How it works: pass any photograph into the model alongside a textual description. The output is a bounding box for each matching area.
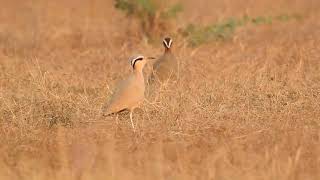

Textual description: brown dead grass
[0,0,320,179]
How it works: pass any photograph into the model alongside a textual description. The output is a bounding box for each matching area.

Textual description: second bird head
[130,55,155,71]
[163,37,173,50]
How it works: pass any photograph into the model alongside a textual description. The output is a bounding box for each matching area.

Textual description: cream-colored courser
[103,55,154,129]
[151,37,178,83]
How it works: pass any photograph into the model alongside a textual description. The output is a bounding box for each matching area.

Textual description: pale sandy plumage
[103,55,154,129]
[150,37,178,83]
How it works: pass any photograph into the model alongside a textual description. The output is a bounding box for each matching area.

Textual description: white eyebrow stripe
[168,39,172,48]
[163,39,169,48]
[131,56,144,68]
[163,38,172,48]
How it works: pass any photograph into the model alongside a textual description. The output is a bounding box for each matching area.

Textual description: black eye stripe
[132,57,143,68]
[163,38,172,48]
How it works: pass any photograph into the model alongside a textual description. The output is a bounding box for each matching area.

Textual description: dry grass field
[0,0,320,179]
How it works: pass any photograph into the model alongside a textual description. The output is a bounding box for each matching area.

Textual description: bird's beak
[147,57,156,60]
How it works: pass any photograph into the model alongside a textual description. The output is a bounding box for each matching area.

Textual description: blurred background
[1,0,319,55]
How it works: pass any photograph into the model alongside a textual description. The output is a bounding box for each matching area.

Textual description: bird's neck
[133,70,145,85]
[133,68,144,77]
[165,48,172,54]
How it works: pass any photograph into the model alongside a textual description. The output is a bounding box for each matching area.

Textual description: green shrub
[182,18,242,47]
[182,14,302,47]
[114,0,183,38]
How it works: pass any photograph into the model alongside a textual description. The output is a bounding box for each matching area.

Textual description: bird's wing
[151,54,178,82]
[153,53,177,71]
[104,76,143,115]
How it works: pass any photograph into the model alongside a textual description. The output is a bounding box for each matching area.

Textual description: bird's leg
[115,114,119,125]
[130,109,135,130]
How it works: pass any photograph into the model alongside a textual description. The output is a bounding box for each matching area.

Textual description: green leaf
[162,3,183,19]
